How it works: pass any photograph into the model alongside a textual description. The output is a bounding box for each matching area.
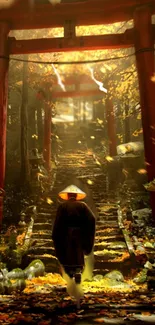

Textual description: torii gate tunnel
[0,0,155,224]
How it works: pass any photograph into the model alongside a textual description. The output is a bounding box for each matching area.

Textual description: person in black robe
[52,185,96,284]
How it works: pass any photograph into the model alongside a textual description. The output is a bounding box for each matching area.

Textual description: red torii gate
[0,0,155,224]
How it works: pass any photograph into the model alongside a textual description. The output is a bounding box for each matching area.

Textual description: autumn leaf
[87,179,93,185]
[94,318,105,323]
[141,312,151,316]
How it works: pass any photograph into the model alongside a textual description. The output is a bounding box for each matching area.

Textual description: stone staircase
[25,149,133,275]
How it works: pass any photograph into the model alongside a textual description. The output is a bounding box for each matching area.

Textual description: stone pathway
[26,149,135,275]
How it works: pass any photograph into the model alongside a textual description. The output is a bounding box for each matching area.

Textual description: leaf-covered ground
[0,273,154,324]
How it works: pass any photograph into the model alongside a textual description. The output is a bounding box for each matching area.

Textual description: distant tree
[20,55,30,184]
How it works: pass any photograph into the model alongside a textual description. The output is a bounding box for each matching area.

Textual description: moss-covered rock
[11,279,26,292]
[133,269,148,284]
[3,279,13,295]
[144,242,154,249]
[104,270,124,282]
[0,282,5,294]
[24,259,45,279]
[7,268,25,279]
[93,274,104,282]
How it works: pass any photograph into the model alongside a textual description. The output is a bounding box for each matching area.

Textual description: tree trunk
[124,102,131,143]
[43,100,52,171]
[28,106,36,150]
[37,106,43,152]
[20,55,30,184]
[106,96,117,156]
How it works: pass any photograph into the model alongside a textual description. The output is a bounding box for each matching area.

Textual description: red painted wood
[106,96,117,157]
[5,11,132,30]
[6,0,155,13]
[9,29,133,55]
[1,0,155,30]
[0,22,9,225]
[43,101,51,171]
[134,6,155,219]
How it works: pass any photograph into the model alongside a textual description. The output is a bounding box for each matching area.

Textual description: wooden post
[43,101,51,171]
[0,22,9,225]
[106,96,117,156]
[134,6,155,218]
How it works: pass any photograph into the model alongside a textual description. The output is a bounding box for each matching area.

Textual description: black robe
[52,200,96,274]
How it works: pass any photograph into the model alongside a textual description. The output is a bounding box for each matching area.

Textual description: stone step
[95,229,121,238]
[94,243,127,251]
[33,238,54,245]
[95,202,118,207]
[35,216,55,224]
[33,223,52,231]
[29,246,55,255]
[37,209,56,215]
[97,207,118,212]
[96,222,118,229]
[97,215,117,221]
[98,211,117,216]
[37,212,54,217]
[32,231,52,239]
[94,250,127,261]
[94,259,131,271]
[26,147,133,275]
[95,234,124,243]
[27,253,58,264]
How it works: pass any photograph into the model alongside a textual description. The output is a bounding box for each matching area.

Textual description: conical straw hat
[58,185,86,200]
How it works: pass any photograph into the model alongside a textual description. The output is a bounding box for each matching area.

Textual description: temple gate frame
[0,0,155,224]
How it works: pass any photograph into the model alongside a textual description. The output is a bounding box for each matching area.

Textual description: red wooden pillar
[134,6,155,218]
[43,101,51,171]
[106,96,117,156]
[0,22,9,225]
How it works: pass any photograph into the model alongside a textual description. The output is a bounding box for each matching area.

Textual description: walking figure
[52,185,96,303]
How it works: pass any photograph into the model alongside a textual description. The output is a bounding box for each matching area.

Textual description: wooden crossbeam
[9,29,134,54]
[0,0,155,30]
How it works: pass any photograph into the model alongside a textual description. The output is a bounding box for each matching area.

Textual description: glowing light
[90,136,95,139]
[89,67,108,93]
[97,118,103,125]
[96,160,101,166]
[46,197,54,204]
[32,134,38,139]
[37,173,45,178]
[0,0,14,8]
[52,64,66,92]
[87,179,93,185]
[151,74,155,82]
[105,156,114,162]
[137,169,147,175]
[87,150,93,156]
